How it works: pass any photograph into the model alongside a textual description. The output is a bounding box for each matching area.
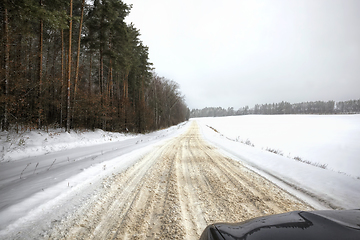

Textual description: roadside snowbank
[195,115,360,209]
[0,144,157,237]
[0,122,190,234]
[0,128,135,162]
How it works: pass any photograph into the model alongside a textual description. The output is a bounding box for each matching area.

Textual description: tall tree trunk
[123,71,129,99]
[88,51,92,96]
[66,0,73,132]
[138,79,145,132]
[108,60,113,99]
[3,1,10,130]
[99,48,105,129]
[99,13,104,96]
[44,40,50,80]
[154,80,158,129]
[117,78,121,127]
[107,35,113,99]
[60,29,64,127]
[108,39,113,113]
[108,55,113,130]
[73,0,85,126]
[50,39,56,124]
[38,0,43,129]
[99,11,106,130]
[99,52,103,95]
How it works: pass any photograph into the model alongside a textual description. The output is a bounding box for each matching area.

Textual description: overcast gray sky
[123,0,360,109]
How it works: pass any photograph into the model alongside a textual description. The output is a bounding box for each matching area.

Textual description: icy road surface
[0,123,188,237]
[7,121,311,239]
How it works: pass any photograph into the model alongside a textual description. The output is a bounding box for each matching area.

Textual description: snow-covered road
[1,121,312,239]
[0,123,189,235]
[0,116,359,239]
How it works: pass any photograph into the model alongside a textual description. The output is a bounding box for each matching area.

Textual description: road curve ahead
[49,121,312,239]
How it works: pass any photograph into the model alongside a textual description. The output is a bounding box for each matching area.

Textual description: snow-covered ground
[0,123,190,234]
[0,114,359,236]
[195,114,360,209]
[0,128,136,162]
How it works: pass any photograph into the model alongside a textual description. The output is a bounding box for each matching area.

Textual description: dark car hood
[199,209,360,240]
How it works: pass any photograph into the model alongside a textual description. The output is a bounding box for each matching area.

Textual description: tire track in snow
[47,121,312,240]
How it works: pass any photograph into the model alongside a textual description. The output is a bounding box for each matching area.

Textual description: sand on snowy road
[49,121,312,239]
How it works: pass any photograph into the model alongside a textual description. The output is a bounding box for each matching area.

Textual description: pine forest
[0,0,189,133]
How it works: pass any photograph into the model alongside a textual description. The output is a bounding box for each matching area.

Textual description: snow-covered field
[195,114,360,209]
[195,114,360,177]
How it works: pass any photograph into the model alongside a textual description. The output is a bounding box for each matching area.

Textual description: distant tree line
[0,0,188,133]
[190,99,360,118]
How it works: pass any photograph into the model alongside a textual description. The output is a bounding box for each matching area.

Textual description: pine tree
[0,0,188,133]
